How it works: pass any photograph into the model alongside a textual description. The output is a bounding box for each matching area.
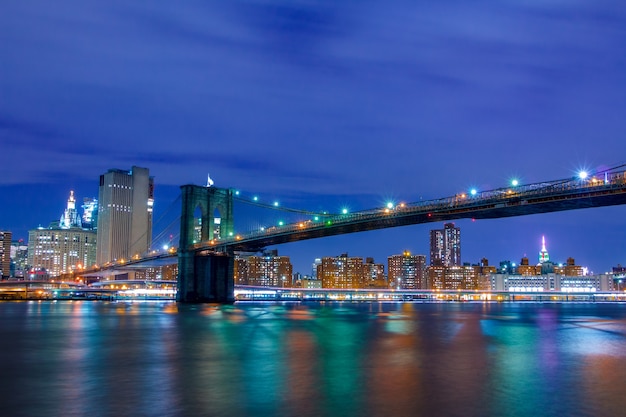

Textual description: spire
[60,190,81,229]
[539,235,550,264]
[207,173,214,187]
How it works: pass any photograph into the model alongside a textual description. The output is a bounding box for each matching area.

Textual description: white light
[470,189,477,196]
[162,245,169,251]
[273,201,279,207]
[578,171,588,180]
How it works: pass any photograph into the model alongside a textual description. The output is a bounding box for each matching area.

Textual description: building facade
[96,166,154,265]
[27,192,98,277]
[388,251,426,289]
[318,253,364,289]
[430,223,461,266]
[243,251,293,287]
[0,231,11,279]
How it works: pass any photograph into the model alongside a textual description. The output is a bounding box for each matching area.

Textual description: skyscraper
[429,223,461,266]
[0,231,11,279]
[318,253,364,289]
[96,166,154,265]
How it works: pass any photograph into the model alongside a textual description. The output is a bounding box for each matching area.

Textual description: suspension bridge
[77,164,626,303]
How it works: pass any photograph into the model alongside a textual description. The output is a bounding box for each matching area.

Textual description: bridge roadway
[197,169,626,253]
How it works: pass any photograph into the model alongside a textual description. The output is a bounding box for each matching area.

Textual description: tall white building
[430,223,461,266]
[96,166,154,265]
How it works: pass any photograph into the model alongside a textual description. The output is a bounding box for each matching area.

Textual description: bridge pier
[177,251,234,303]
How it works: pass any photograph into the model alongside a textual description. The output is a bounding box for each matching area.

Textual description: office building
[1,231,11,279]
[490,273,613,292]
[430,223,461,266]
[81,197,98,230]
[388,251,426,289]
[28,192,97,277]
[96,166,154,265]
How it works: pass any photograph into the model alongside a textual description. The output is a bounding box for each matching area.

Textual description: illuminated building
[363,257,386,288]
[234,256,248,285]
[561,257,583,277]
[0,231,11,279]
[28,192,97,277]
[472,258,497,290]
[318,253,364,289]
[517,257,541,276]
[490,273,613,292]
[96,166,154,265]
[430,223,461,266]
[81,197,98,230]
[388,251,426,289]
[246,250,293,287]
[10,239,28,278]
[133,264,178,281]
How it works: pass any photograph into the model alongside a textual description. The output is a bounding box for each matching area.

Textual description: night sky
[1,1,625,274]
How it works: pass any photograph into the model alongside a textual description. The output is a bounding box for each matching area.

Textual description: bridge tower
[177,184,235,303]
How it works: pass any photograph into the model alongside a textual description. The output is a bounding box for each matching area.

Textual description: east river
[1,301,625,417]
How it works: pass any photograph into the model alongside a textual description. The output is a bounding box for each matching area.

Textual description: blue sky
[1,1,626,274]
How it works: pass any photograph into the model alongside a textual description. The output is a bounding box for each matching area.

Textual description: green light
[279,221,284,226]
[314,216,319,221]
[326,220,332,225]
[228,232,233,236]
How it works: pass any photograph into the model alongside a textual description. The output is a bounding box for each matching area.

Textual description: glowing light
[273,201,279,207]
[342,208,348,214]
[386,202,394,209]
[235,190,240,195]
[278,221,284,226]
[511,179,519,186]
[228,232,233,236]
[253,196,258,201]
[163,245,169,251]
[470,189,477,196]
[314,216,319,221]
[578,170,588,180]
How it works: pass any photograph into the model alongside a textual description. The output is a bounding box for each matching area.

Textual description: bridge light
[260,227,265,231]
[511,179,519,186]
[279,221,284,226]
[470,189,477,196]
[235,190,240,195]
[163,245,169,251]
[342,208,348,214]
[578,170,588,180]
[228,232,233,236]
[273,201,279,207]
[314,216,319,221]
[253,196,258,201]
[386,202,394,209]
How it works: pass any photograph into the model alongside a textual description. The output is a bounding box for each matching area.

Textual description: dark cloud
[1,1,625,272]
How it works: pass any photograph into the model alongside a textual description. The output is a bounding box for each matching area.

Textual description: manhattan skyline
[1,1,626,274]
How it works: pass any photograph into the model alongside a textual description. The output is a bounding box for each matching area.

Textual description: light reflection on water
[0,301,625,417]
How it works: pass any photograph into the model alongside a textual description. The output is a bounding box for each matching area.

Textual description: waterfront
[1,301,625,417]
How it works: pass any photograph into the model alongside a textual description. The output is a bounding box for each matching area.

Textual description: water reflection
[0,302,625,417]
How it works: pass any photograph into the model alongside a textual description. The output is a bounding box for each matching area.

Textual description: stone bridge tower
[177,184,235,303]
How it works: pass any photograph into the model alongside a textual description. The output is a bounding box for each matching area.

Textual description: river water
[1,301,625,417]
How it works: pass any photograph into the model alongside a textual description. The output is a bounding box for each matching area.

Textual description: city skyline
[2,184,611,276]
[1,1,625,274]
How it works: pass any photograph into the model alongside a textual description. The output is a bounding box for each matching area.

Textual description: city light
[278,221,284,226]
[386,202,394,209]
[511,179,519,186]
[273,201,279,207]
[342,208,348,214]
[470,189,477,196]
[578,170,588,180]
